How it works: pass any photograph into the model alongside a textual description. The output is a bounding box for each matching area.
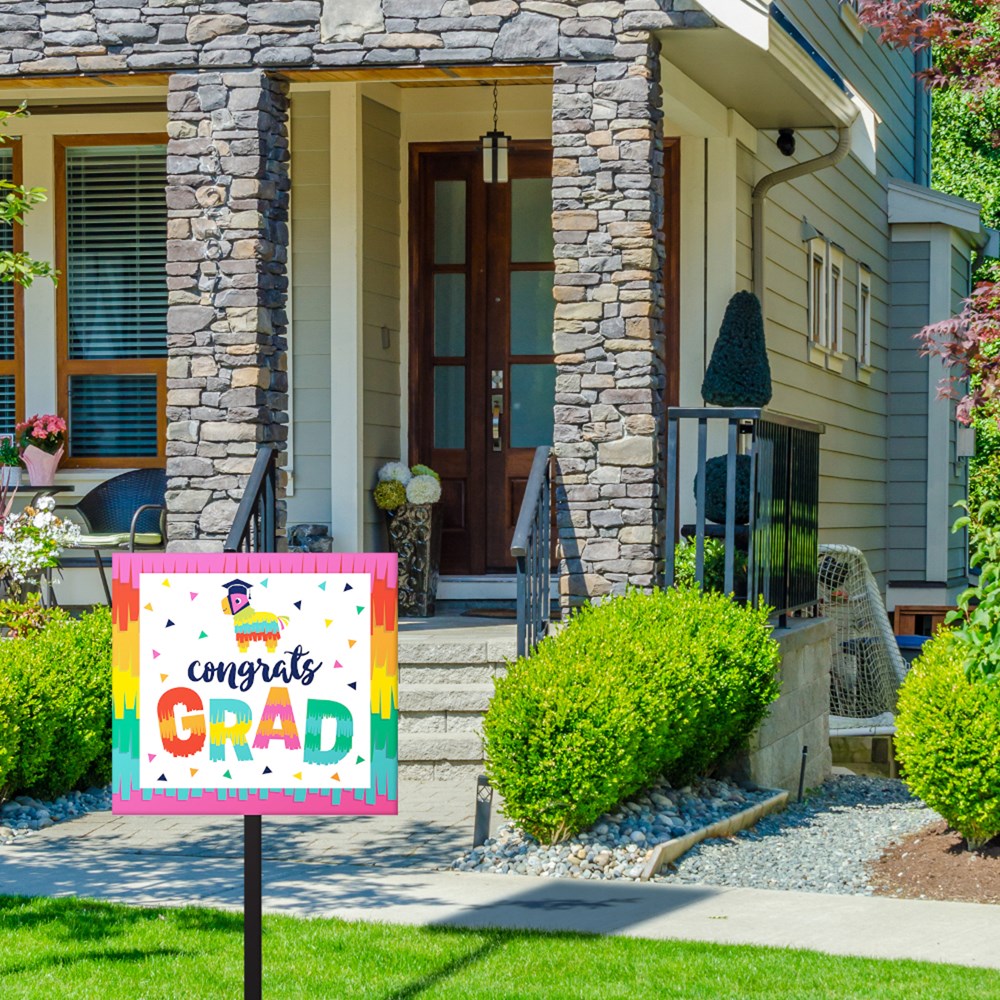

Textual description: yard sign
[111,553,398,816]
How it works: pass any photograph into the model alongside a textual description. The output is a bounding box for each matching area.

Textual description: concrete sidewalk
[2,775,999,971]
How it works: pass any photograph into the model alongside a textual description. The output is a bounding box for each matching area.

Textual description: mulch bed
[868,820,1000,905]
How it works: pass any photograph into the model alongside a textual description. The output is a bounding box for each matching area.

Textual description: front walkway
[2,771,1000,970]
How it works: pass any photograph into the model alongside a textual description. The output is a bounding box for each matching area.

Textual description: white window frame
[806,236,828,362]
[829,245,845,357]
[857,263,873,374]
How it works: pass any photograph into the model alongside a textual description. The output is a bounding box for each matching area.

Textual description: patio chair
[54,468,167,604]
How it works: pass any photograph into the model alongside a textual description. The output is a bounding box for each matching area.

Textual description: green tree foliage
[0,104,56,290]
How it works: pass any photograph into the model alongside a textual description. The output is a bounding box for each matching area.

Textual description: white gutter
[752,124,855,303]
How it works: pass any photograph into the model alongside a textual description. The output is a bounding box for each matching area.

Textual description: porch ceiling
[657,22,857,130]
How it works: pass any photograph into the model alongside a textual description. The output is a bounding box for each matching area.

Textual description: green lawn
[0,896,996,1000]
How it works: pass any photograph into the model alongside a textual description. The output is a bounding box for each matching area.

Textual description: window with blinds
[61,141,167,463]
[0,147,17,437]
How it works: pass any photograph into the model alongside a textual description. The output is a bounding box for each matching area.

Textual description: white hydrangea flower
[377,461,413,485]
[36,495,56,512]
[406,474,442,505]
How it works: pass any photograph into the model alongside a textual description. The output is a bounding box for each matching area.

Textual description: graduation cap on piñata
[222,578,253,616]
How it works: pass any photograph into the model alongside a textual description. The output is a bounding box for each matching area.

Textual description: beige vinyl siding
[735,131,890,583]
[362,96,402,552]
[781,2,922,182]
[289,90,333,527]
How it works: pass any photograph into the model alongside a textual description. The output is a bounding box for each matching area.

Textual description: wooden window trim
[55,133,168,469]
[0,137,25,430]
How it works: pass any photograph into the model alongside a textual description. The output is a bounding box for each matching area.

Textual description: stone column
[552,43,666,611]
[164,70,290,551]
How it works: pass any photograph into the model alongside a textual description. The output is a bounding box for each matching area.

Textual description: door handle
[491,394,503,452]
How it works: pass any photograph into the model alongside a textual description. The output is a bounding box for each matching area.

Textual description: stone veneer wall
[0,2,713,75]
[2,0,713,567]
[552,45,665,609]
[164,70,290,550]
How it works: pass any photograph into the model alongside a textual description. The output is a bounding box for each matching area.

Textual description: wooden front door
[410,142,555,576]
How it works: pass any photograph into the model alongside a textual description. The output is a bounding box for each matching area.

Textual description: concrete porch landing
[397,614,518,781]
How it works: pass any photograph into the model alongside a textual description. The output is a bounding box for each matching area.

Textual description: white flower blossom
[406,474,442,505]
[378,461,413,485]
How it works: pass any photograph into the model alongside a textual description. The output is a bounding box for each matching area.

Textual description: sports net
[818,543,908,733]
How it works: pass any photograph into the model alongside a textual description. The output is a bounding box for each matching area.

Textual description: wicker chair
[53,468,167,604]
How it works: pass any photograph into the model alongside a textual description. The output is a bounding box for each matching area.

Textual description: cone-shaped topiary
[702,454,752,525]
[701,291,772,407]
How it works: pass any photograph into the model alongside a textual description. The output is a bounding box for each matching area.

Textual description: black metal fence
[225,445,278,553]
[665,408,824,623]
[511,446,551,658]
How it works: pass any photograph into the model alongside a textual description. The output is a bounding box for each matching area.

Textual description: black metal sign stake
[245,814,263,1000]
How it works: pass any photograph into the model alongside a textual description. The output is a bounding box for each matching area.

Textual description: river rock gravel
[453,776,776,881]
[655,775,938,895]
[0,786,111,845]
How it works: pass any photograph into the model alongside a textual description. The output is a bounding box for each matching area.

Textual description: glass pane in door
[511,178,553,263]
[510,271,554,355]
[433,274,466,357]
[433,366,465,449]
[510,363,555,448]
[434,180,466,265]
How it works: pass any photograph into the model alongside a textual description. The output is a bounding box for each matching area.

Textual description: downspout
[752,125,855,303]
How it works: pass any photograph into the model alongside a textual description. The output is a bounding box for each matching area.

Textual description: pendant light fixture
[481,81,509,184]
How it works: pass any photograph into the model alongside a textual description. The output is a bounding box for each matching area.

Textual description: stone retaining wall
[0,1,713,77]
[724,619,835,794]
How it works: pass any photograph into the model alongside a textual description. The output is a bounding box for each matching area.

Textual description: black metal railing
[225,445,278,553]
[511,446,551,658]
[665,408,824,623]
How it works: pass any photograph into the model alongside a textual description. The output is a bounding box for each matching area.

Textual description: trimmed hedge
[483,586,781,843]
[896,630,1000,851]
[0,606,112,800]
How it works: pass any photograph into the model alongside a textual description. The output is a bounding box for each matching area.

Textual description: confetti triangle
[333,660,344,669]
[263,766,272,775]
[190,592,198,601]
[319,581,327,591]
[157,774,167,782]
[223,770,232,780]
[347,639,356,649]
[344,583,353,592]
[348,681,357,690]
[330,773,340,782]
[190,768,198,777]
[144,602,153,611]
[160,673,168,683]
[293,771,302,780]
[356,606,365,615]
[260,578,269,588]
[199,631,208,639]
[324,619,333,628]
[166,619,175,628]
[152,650,161,659]
[162,579,171,588]
[294,600,302,610]
[356,755,365,764]
[147,753,156,763]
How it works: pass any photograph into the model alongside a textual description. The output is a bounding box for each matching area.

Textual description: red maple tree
[861,0,1000,422]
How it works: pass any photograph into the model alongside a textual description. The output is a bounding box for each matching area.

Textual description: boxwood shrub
[0,606,112,800]
[896,630,1000,850]
[483,586,781,843]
